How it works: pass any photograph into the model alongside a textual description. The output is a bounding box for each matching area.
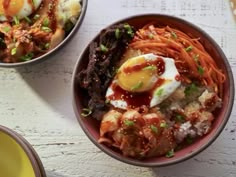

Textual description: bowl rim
[0,125,43,176]
[72,13,235,167]
[0,0,88,67]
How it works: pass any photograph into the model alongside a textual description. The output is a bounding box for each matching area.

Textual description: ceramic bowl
[72,14,234,167]
[0,125,46,177]
[0,0,87,67]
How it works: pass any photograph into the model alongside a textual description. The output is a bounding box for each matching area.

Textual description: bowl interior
[0,0,88,67]
[0,126,41,177]
[72,14,234,166]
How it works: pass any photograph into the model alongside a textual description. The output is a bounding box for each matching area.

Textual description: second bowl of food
[0,0,87,67]
[72,14,234,167]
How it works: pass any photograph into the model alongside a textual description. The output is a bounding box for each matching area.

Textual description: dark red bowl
[72,14,234,167]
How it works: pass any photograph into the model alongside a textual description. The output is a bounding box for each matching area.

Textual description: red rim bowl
[72,14,235,167]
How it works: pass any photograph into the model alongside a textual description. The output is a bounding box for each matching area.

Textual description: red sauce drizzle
[175,74,182,82]
[123,57,165,76]
[108,83,151,108]
[108,78,166,108]
[47,0,58,32]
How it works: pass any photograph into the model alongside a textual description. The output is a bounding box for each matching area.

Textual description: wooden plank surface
[0,0,236,177]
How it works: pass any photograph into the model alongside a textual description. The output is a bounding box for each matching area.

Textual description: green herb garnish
[124,119,135,126]
[175,114,185,123]
[193,54,199,62]
[142,65,156,71]
[185,45,193,52]
[148,33,154,39]
[41,26,52,32]
[171,31,177,39]
[155,88,164,96]
[100,44,108,53]
[166,149,175,158]
[43,17,50,27]
[81,108,92,117]
[33,14,40,20]
[44,43,50,49]
[124,23,134,37]
[131,81,143,91]
[150,125,158,133]
[160,122,168,128]
[197,65,204,75]
[184,83,198,96]
[20,52,34,61]
[13,16,19,25]
[115,28,120,39]
[2,26,10,33]
[24,16,32,24]
[11,47,17,55]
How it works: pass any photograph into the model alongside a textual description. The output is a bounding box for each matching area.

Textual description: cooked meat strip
[77,23,135,120]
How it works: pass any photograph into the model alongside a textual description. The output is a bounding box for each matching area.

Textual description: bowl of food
[72,14,234,166]
[0,125,46,177]
[0,0,87,67]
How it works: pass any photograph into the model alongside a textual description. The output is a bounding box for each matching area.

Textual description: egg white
[0,0,42,22]
[106,54,181,109]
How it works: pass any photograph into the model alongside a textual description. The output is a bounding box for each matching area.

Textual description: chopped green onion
[45,43,50,49]
[155,88,164,96]
[131,81,143,91]
[33,14,40,20]
[11,47,17,55]
[184,83,199,96]
[43,17,49,27]
[166,149,175,158]
[41,26,52,32]
[13,16,19,25]
[186,136,193,144]
[185,45,193,52]
[193,54,199,62]
[171,31,177,39]
[160,122,168,128]
[175,114,185,123]
[24,16,32,24]
[115,28,120,39]
[100,44,108,53]
[150,125,158,133]
[2,26,10,33]
[197,65,204,75]
[142,65,156,71]
[81,108,92,117]
[124,23,134,37]
[124,119,134,126]
[148,33,154,39]
[20,52,34,61]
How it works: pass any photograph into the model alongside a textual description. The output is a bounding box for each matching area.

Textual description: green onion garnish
[41,26,52,32]
[171,31,177,39]
[155,88,164,96]
[150,125,158,133]
[115,28,120,39]
[81,108,92,117]
[100,44,108,53]
[160,122,168,128]
[124,119,134,126]
[142,65,156,71]
[11,47,17,55]
[185,45,193,52]
[166,149,175,158]
[13,16,19,25]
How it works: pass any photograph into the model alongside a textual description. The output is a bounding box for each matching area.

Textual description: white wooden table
[0,0,236,177]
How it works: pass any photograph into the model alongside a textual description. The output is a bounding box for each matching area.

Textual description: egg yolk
[0,0,24,17]
[117,56,158,92]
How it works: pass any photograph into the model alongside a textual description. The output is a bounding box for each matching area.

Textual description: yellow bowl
[0,126,45,177]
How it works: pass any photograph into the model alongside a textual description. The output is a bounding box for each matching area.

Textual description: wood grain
[0,0,236,177]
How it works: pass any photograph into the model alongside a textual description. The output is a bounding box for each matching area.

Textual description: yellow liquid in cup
[0,131,36,177]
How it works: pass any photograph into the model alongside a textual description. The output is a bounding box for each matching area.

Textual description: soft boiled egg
[106,53,181,109]
[0,0,42,21]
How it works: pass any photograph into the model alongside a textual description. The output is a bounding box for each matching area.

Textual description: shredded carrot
[129,24,225,95]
